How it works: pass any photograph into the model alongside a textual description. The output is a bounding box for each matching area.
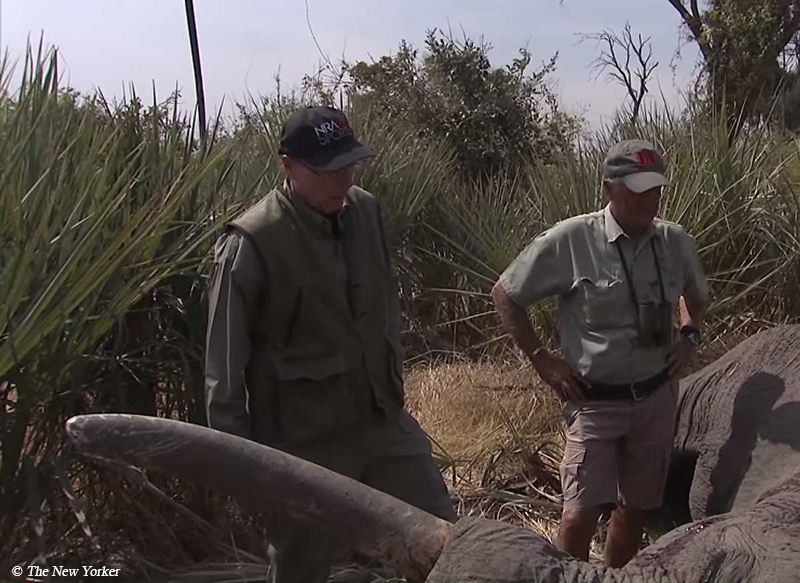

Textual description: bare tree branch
[689,0,701,22]
[580,23,659,124]
[303,0,348,105]
[629,28,659,112]
[666,0,711,61]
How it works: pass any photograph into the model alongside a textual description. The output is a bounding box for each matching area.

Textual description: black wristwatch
[680,325,703,348]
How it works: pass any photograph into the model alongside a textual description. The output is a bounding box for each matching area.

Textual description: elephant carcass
[64,326,800,582]
[428,468,800,582]
[670,324,800,520]
[66,413,601,581]
[66,415,800,582]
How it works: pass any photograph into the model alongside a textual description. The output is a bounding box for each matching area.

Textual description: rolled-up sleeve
[204,231,266,440]
[498,227,573,308]
[680,233,710,305]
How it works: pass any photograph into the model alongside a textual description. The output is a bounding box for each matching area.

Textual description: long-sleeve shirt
[204,231,264,439]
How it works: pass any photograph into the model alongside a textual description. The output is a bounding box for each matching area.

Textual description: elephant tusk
[65,414,452,579]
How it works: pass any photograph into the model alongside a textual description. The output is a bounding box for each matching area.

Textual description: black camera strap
[650,236,667,303]
[614,236,667,322]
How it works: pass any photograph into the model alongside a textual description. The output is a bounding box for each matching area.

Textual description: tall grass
[0,45,458,578]
[0,42,256,575]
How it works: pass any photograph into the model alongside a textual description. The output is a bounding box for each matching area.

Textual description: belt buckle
[630,380,646,401]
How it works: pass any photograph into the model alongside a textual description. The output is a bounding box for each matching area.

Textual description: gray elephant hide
[672,324,800,519]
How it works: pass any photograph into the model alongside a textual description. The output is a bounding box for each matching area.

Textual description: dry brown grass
[398,319,778,567]
[406,357,563,484]
[404,356,569,550]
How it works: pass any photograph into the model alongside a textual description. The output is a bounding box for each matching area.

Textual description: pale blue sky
[3,1,703,127]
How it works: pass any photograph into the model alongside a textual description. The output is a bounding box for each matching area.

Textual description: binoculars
[637,301,674,348]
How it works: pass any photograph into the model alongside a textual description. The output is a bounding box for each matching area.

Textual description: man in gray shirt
[204,106,455,582]
[491,140,709,567]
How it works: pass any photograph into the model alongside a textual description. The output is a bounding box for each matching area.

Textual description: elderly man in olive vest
[204,106,456,582]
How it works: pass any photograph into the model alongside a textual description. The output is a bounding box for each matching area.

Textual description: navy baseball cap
[278,106,375,171]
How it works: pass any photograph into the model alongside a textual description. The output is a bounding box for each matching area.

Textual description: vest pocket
[274,353,356,445]
[275,353,347,381]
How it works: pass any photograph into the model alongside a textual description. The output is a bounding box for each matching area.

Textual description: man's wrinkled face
[282,155,359,215]
[606,179,662,235]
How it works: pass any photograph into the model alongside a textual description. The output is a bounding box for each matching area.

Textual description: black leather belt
[586,368,671,401]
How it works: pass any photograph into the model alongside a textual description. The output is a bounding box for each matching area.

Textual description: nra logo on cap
[313,119,354,146]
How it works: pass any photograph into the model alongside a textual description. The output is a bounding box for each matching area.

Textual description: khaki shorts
[560,379,678,511]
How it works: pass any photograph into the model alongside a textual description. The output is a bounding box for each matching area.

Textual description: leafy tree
[667,0,800,128]
[344,29,582,179]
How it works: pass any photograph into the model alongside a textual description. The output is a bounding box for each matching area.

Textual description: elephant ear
[65,414,451,580]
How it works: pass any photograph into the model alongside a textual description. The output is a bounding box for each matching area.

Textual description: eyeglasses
[299,161,362,179]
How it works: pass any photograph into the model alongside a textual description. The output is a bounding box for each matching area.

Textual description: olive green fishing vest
[228,185,405,447]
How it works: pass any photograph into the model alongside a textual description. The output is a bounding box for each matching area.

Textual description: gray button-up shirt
[499,205,709,385]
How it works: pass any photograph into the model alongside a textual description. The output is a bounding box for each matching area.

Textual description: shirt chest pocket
[578,277,633,330]
[664,276,681,305]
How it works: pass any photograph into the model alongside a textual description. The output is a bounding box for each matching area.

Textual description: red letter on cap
[635,149,657,167]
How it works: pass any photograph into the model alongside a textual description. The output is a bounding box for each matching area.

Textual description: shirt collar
[603,204,626,243]
[603,203,655,245]
[281,180,351,237]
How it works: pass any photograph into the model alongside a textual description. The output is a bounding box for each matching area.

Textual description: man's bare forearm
[491,282,547,361]
[492,281,588,399]
[680,297,706,330]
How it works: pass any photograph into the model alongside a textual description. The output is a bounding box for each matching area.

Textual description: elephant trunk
[65,414,451,580]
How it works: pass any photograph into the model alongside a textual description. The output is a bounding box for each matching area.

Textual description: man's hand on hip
[489,282,588,401]
[531,350,588,402]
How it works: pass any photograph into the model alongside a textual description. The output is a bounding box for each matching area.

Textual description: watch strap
[680,325,702,346]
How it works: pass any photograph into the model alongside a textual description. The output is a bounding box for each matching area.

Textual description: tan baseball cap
[603,139,669,193]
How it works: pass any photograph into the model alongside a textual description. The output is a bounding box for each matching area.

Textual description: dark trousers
[270,410,456,583]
